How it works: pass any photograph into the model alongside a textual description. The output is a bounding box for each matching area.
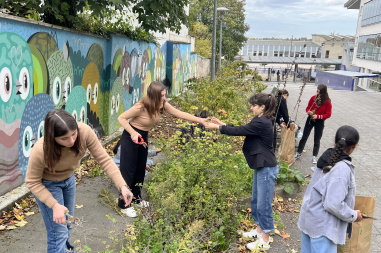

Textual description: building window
[361,0,381,26]
[338,56,342,59]
[325,50,330,58]
[357,34,381,62]
[253,51,257,56]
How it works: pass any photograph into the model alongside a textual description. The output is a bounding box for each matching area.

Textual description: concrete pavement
[1,81,381,252]
[265,81,381,252]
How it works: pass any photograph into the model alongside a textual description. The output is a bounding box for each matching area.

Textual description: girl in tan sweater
[26,109,133,253]
[117,81,207,217]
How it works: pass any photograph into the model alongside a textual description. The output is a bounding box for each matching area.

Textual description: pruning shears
[138,136,148,149]
[362,213,378,220]
[64,212,80,228]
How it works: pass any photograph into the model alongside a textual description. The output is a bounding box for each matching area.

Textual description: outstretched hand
[210,117,225,126]
[204,122,220,130]
[120,185,133,207]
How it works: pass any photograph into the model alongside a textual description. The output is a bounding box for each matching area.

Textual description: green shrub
[276,161,307,195]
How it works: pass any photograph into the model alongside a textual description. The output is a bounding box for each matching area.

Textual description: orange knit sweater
[26,122,126,208]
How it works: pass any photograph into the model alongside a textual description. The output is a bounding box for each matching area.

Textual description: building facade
[240,40,322,58]
[311,34,355,70]
[345,0,381,91]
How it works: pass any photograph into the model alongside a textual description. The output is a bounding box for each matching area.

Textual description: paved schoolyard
[265,81,381,252]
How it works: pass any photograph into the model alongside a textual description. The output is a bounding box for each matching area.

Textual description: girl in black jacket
[205,93,278,252]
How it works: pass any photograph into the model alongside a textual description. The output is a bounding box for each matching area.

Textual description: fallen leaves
[0,196,36,231]
[274,229,291,238]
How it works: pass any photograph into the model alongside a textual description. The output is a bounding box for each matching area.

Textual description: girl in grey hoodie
[298,125,362,253]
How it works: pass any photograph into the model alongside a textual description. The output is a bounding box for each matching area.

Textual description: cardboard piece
[278,123,297,165]
[338,196,376,253]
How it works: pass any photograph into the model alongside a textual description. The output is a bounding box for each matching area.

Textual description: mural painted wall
[0,15,196,195]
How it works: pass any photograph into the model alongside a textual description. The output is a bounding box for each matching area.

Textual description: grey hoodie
[298,156,357,245]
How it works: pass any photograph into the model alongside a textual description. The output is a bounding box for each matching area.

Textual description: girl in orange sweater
[26,109,133,253]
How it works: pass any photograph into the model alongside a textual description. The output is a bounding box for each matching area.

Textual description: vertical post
[210,0,217,81]
[219,16,223,72]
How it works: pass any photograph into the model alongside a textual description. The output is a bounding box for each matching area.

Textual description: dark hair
[323,125,359,173]
[316,84,330,106]
[140,81,166,118]
[248,93,276,118]
[44,109,80,169]
[197,110,212,119]
[277,89,289,96]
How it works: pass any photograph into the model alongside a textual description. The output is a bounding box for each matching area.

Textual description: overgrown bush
[115,62,267,252]
[100,62,306,252]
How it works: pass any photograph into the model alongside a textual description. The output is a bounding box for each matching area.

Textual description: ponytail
[323,125,359,173]
[323,138,347,173]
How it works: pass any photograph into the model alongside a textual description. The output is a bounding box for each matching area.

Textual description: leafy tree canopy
[189,0,249,61]
[1,0,190,40]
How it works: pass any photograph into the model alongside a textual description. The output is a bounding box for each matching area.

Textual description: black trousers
[297,118,325,156]
[120,125,148,205]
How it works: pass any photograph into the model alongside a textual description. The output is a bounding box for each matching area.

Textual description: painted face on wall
[47,49,74,109]
[0,32,34,124]
[130,49,140,83]
[140,49,149,80]
[109,77,124,134]
[0,32,34,194]
[65,86,87,124]
[18,94,55,178]
[119,50,132,93]
[155,49,165,82]
[82,62,100,115]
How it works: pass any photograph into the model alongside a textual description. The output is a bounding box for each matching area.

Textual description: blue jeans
[251,166,279,233]
[301,232,337,253]
[35,174,76,253]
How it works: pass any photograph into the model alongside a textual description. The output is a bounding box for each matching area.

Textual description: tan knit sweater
[26,122,126,208]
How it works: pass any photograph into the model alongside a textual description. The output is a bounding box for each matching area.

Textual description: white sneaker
[120,207,137,218]
[295,152,302,159]
[242,229,262,239]
[246,238,271,251]
[134,200,150,208]
[312,156,317,164]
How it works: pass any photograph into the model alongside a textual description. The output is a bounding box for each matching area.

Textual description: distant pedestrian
[276,70,280,82]
[295,84,332,164]
[298,125,362,253]
[205,93,278,252]
[26,109,133,253]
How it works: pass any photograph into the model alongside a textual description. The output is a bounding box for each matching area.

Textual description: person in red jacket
[295,84,332,164]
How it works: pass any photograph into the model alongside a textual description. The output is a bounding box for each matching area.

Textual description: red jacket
[305,95,332,120]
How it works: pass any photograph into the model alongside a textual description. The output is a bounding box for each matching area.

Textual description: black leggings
[297,118,325,156]
[120,125,148,204]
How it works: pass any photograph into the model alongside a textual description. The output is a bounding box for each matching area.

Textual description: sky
[244,0,360,39]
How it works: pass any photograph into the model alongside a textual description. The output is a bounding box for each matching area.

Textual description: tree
[190,22,212,58]
[0,0,190,34]
[189,0,249,61]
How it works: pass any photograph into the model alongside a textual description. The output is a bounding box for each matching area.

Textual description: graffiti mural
[0,32,33,195]
[0,16,197,195]
[18,94,55,178]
